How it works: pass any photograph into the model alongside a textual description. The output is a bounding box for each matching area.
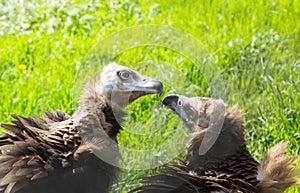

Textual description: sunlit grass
[0,0,299,192]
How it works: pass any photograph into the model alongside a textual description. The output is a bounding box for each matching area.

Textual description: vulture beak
[162,94,200,131]
[162,94,180,111]
[124,77,164,95]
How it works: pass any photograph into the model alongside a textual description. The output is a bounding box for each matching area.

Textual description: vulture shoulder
[185,105,259,184]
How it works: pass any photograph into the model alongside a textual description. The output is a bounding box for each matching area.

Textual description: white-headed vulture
[131,94,299,193]
[0,63,163,193]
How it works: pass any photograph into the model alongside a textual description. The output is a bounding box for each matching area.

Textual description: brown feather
[0,112,120,193]
[0,63,163,193]
[256,141,300,193]
[132,95,299,193]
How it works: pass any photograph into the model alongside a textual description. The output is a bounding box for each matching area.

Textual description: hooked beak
[163,94,199,132]
[162,94,180,111]
[125,77,164,95]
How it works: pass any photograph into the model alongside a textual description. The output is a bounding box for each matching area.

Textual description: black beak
[162,94,179,111]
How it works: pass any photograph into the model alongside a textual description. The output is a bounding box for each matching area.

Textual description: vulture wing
[130,162,256,193]
[0,110,118,193]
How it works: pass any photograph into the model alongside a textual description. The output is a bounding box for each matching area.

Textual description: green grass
[0,0,299,192]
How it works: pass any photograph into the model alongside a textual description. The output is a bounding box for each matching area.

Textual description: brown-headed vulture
[0,63,163,193]
[131,94,299,193]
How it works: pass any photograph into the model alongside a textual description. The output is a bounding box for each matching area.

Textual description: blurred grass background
[0,0,299,192]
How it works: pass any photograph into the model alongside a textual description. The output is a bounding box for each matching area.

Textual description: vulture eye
[118,70,131,80]
[178,99,182,106]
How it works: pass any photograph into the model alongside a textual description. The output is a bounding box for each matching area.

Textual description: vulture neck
[76,78,124,141]
[186,106,248,170]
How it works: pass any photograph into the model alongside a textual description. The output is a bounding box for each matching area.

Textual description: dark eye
[118,70,131,80]
[178,100,182,106]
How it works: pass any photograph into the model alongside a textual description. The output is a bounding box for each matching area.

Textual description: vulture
[131,94,299,193]
[0,62,163,193]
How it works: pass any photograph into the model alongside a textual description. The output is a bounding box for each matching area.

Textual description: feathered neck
[76,78,124,140]
[186,105,247,170]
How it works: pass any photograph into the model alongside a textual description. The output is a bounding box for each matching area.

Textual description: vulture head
[162,94,246,167]
[78,62,163,124]
[162,94,226,132]
[77,62,164,142]
[99,62,163,108]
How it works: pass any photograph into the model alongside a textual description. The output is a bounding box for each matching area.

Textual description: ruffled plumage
[131,95,299,193]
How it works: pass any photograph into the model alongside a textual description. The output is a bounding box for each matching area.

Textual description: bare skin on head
[76,62,163,140]
[0,63,163,193]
